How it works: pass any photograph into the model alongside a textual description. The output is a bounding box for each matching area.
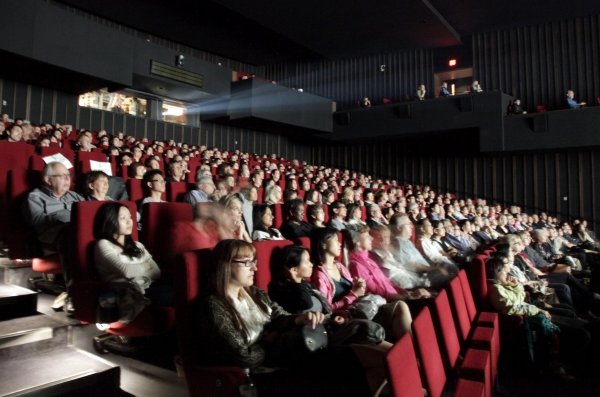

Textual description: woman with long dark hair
[252,204,284,241]
[94,202,166,322]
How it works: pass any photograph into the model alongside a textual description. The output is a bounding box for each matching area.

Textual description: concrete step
[0,282,37,320]
[0,259,38,289]
[0,346,121,397]
[0,314,69,359]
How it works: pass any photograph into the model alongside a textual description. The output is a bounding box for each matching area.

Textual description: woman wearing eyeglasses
[196,239,370,396]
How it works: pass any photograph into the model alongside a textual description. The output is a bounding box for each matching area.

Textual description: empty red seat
[166,181,190,202]
[252,239,293,290]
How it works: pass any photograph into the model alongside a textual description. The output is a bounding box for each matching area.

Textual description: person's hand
[296,311,325,329]
[352,277,366,297]
[540,310,552,320]
[410,288,431,299]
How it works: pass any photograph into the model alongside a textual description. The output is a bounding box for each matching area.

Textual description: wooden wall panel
[473,14,600,111]
[263,49,434,110]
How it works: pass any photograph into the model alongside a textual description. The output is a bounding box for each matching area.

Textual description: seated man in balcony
[183,175,216,207]
[439,82,451,97]
[565,90,586,109]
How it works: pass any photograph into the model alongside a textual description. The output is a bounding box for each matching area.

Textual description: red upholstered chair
[412,307,486,397]
[272,203,284,229]
[175,250,245,397]
[252,240,293,290]
[77,150,108,174]
[166,181,190,202]
[39,146,75,163]
[431,290,492,397]
[126,178,145,204]
[297,236,311,251]
[256,187,264,204]
[386,333,426,397]
[69,201,175,340]
[140,202,194,266]
[447,276,499,382]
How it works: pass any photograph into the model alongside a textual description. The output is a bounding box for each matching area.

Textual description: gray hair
[43,161,64,177]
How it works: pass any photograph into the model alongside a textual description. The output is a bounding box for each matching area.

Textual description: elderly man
[183,175,215,206]
[25,162,83,255]
[388,213,453,288]
[25,162,83,309]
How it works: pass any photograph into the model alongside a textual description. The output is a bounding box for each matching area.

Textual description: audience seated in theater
[369,225,431,291]
[307,203,326,229]
[281,199,314,241]
[94,202,173,325]
[488,253,589,380]
[129,162,146,180]
[509,98,527,114]
[304,189,320,205]
[416,84,426,101]
[166,203,226,262]
[344,225,417,339]
[327,200,348,231]
[439,81,451,97]
[388,214,453,288]
[565,89,586,109]
[84,170,113,201]
[268,244,392,395]
[415,219,459,271]
[529,229,582,271]
[346,203,366,228]
[75,131,96,152]
[166,160,185,183]
[4,124,23,142]
[194,239,370,396]
[366,204,388,228]
[141,170,166,206]
[237,185,257,235]
[220,194,251,243]
[251,204,284,241]
[263,184,283,206]
[183,175,216,207]
[25,161,84,259]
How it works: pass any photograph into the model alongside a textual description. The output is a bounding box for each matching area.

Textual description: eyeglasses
[49,174,71,179]
[233,258,258,268]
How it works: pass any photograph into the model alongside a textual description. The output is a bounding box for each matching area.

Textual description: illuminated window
[78,89,147,117]
[162,101,187,125]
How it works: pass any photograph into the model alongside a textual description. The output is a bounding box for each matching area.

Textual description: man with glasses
[25,161,83,310]
[25,161,83,255]
[183,175,216,207]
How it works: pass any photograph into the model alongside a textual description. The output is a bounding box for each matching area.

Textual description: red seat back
[126,179,145,203]
[432,290,461,370]
[412,307,447,397]
[448,276,472,343]
[386,333,425,397]
[272,203,284,229]
[458,270,477,322]
[471,255,492,310]
[77,151,108,174]
[141,202,194,265]
[252,239,293,290]
[167,181,189,202]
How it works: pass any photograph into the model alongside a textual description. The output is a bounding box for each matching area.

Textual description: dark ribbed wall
[263,50,434,109]
[0,78,312,161]
[473,14,600,111]
[314,142,600,230]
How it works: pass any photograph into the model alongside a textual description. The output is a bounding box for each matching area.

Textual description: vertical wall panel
[263,48,433,109]
[474,14,600,111]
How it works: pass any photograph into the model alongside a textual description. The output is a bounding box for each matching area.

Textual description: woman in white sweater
[94,202,164,322]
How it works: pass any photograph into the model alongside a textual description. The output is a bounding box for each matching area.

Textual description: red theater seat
[252,239,293,290]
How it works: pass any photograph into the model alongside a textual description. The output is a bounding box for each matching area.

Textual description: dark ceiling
[58,0,600,65]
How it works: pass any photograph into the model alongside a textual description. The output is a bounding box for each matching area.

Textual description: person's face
[248,187,258,202]
[200,181,216,195]
[45,164,71,197]
[40,138,50,147]
[292,251,314,280]
[337,203,347,217]
[325,235,341,257]
[89,176,109,198]
[135,165,146,178]
[293,205,305,222]
[116,206,134,237]
[230,249,258,289]
[261,207,274,228]
[314,208,325,223]
[358,232,373,251]
[371,230,390,250]
[121,156,132,166]
[462,221,472,234]
[228,199,243,221]
[149,174,166,193]
[496,262,511,284]
[422,220,433,235]
[8,126,23,142]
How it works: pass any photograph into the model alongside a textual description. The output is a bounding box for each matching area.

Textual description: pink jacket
[311,262,359,311]
[348,250,399,300]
